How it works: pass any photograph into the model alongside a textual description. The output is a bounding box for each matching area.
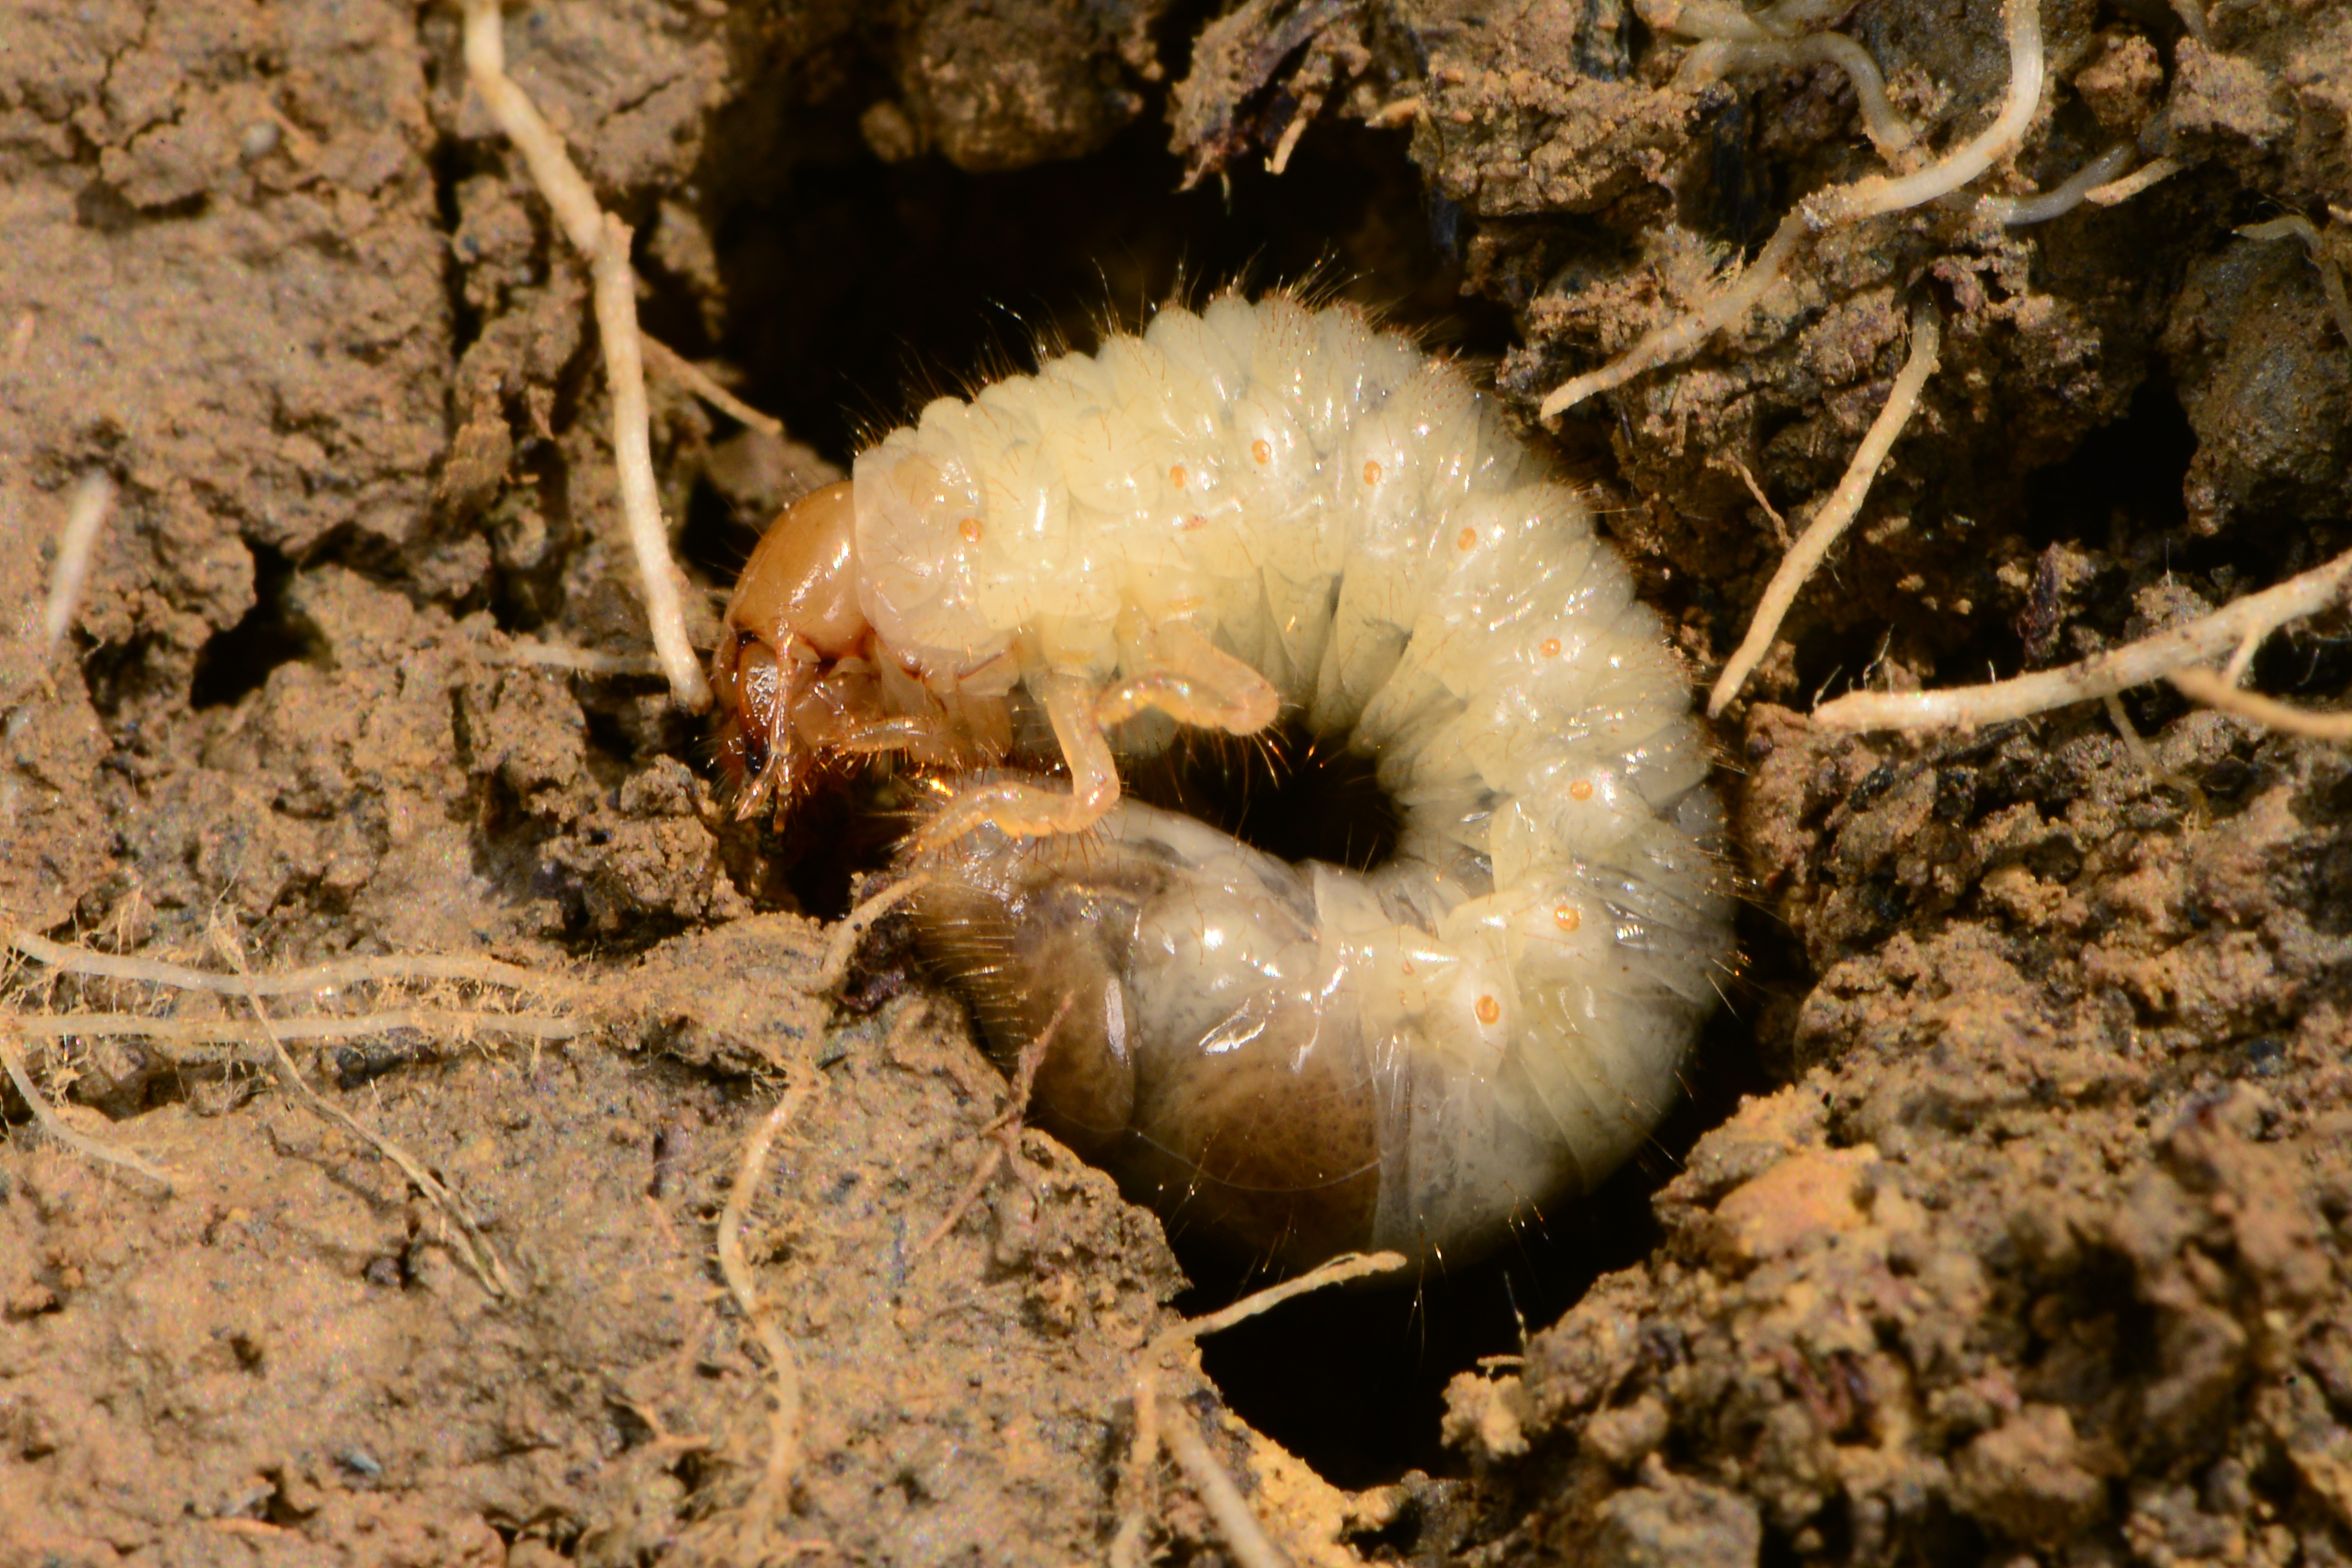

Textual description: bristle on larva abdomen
[713,292,1734,1271]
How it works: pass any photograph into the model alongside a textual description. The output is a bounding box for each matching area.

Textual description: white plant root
[1709,295,1942,716]
[1812,544,2352,731]
[213,922,523,1300]
[488,638,668,678]
[8,1008,580,1059]
[459,0,712,712]
[0,1016,175,1190]
[1111,1250,1407,1568]
[1675,35,1917,160]
[40,472,116,650]
[641,336,786,440]
[2170,667,2352,741]
[1979,142,2134,226]
[2085,155,2183,206]
[8,925,574,999]
[5,473,119,829]
[1159,1402,1293,1568]
[1800,0,2044,230]
[1538,213,1807,419]
[1540,0,2045,420]
[803,874,935,997]
[716,1067,824,1554]
[3,926,578,1214]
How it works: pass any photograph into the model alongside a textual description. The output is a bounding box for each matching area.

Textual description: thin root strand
[1111,1250,1406,1566]
[489,639,669,679]
[10,1008,581,1065]
[7,926,574,1001]
[1541,0,2041,419]
[1710,296,1941,716]
[215,926,520,1302]
[2237,213,2352,350]
[4,931,583,1200]
[716,1070,821,1546]
[41,472,116,651]
[1802,0,2043,229]
[1159,1399,1293,1568]
[2170,666,2352,740]
[460,0,712,712]
[1676,34,1916,160]
[1813,543,2352,731]
[641,336,786,439]
[1980,143,2134,227]
[804,876,933,997]
[0,1018,175,1191]
[915,991,1076,1254]
[2085,155,2185,206]
[1539,215,1806,419]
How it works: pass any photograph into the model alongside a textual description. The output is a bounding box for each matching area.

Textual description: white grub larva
[712,291,1734,1271]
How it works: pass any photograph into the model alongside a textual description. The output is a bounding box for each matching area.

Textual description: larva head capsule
[710,481,878,816]
[712,480,1021,819]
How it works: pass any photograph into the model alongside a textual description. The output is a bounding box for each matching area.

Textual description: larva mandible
[712,291,1734,1270]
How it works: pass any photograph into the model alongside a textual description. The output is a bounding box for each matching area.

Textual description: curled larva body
[713,292,1733,1269]
[908,784,1727,1270]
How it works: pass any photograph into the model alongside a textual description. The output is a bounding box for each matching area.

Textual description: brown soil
[4,1,2350,1565]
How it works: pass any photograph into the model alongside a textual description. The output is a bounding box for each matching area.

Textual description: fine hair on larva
[712,289,1735,1272]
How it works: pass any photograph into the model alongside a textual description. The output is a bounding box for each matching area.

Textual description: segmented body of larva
[713,291,1733,1270]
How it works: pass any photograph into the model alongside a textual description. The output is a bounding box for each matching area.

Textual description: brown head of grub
[711,480,1018,819]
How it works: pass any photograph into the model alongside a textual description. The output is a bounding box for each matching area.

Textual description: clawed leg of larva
[832,715,955,757]
[918,672,1122,847]
[1095,621,1283,738]
[918,628,1280,849]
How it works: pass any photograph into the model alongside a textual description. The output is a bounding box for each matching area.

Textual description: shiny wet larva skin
[714,292,1735,1272]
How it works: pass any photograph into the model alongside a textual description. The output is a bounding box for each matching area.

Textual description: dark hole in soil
[779,779,913,920]
[2022,375,2195,547]
[190,544,310,709]
[429,134,485,360]
[676,470,758,589]
[1124,716,1402,875]
[1184,958,1771,1489]
[2253,619,2352,697]
[1784,376,2206,708]
[693,115,1512,474]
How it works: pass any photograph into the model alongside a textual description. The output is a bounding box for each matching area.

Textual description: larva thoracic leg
[713,291,1734,1270]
